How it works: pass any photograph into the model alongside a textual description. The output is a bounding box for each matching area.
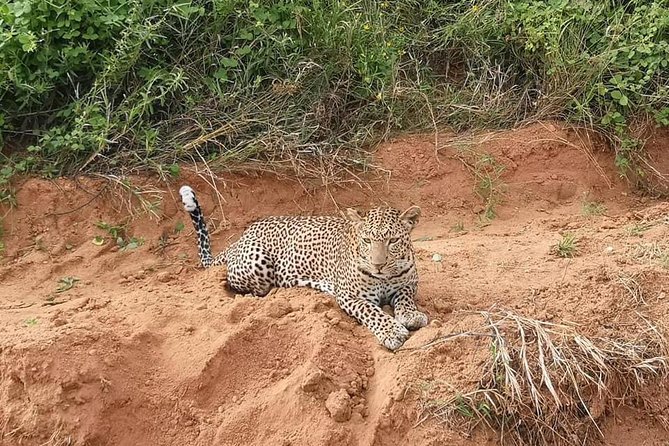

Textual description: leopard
[179,185,428,350]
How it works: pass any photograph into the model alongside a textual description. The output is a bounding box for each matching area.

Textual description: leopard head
[346,206,420,278]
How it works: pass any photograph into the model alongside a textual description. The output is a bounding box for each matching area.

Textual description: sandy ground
[1,123,668,446]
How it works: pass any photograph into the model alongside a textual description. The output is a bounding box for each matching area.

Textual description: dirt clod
[325,389,353,422]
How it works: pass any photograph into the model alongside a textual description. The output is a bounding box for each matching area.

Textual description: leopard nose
[372,262,386,272]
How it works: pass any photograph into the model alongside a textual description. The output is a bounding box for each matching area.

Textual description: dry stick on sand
[415,310,668,446]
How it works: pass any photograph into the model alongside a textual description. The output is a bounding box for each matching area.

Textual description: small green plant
[96,221,126,243]
[581,201,607,217]
[120,236,145,251]
[625,222,653,237]
[0,186,16,207]
[0,165,19,207]
[174,221,185,234]
[24,317,38,327]
[453,145,506,222]
[56,276,80,293]
[474,154,505,221]
[453,395,475,418]
[553,233,579,258]
[95,221,143,250]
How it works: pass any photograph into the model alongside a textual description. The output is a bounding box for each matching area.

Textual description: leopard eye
[362,238,371,244]
[389,237,399,244]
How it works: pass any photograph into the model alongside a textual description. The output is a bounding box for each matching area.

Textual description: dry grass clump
[628,241,669,269]
[616,272,646,306]
[419,310,668,445]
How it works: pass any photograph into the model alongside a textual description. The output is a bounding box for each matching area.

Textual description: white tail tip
[179,185,197,212]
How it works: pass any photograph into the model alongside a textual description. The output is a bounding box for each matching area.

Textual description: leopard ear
[399,205,421,229]
[345,208,364,223]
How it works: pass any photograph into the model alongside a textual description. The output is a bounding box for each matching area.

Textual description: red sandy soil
[1,122,668,446]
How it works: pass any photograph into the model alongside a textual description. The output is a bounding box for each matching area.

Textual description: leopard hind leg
[225,243,276,297]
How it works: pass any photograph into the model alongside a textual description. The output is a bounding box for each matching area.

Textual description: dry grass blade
[419,310,669,446]
[616,272,646,306]
[92,174,162,220]
[531,124,613,190]
[627,241,669,268]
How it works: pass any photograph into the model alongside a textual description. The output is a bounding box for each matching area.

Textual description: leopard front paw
[377,323,410,351]
[395,310,428,330]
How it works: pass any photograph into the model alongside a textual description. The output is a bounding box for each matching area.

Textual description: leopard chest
[333,263,416,306]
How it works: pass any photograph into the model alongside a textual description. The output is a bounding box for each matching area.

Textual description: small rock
[431,253,443,262]
[301,370,327,393]
[157,272,173,283]
[325,389,352,422]
[325,310,339,320]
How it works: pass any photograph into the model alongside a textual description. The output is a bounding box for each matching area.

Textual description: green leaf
[124,241,139,250]
[618,95,629,106]
[56,276,80,293]
[236,46,252,56]
[221,57,239,68]
[610,90,622,100]
[239,30,254,40]
[168,163,180,177]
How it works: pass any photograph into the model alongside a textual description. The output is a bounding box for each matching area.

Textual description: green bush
[0,0,667,179]
[429,0,669,172]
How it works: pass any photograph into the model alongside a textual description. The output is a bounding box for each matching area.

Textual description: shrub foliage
[1,0,668,178]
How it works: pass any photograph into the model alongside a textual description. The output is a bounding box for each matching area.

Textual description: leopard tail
[178,185,223,268]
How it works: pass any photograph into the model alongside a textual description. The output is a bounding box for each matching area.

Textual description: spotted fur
[179,185,428,350]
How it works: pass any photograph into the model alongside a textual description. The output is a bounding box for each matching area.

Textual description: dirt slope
[1,123,668,446]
